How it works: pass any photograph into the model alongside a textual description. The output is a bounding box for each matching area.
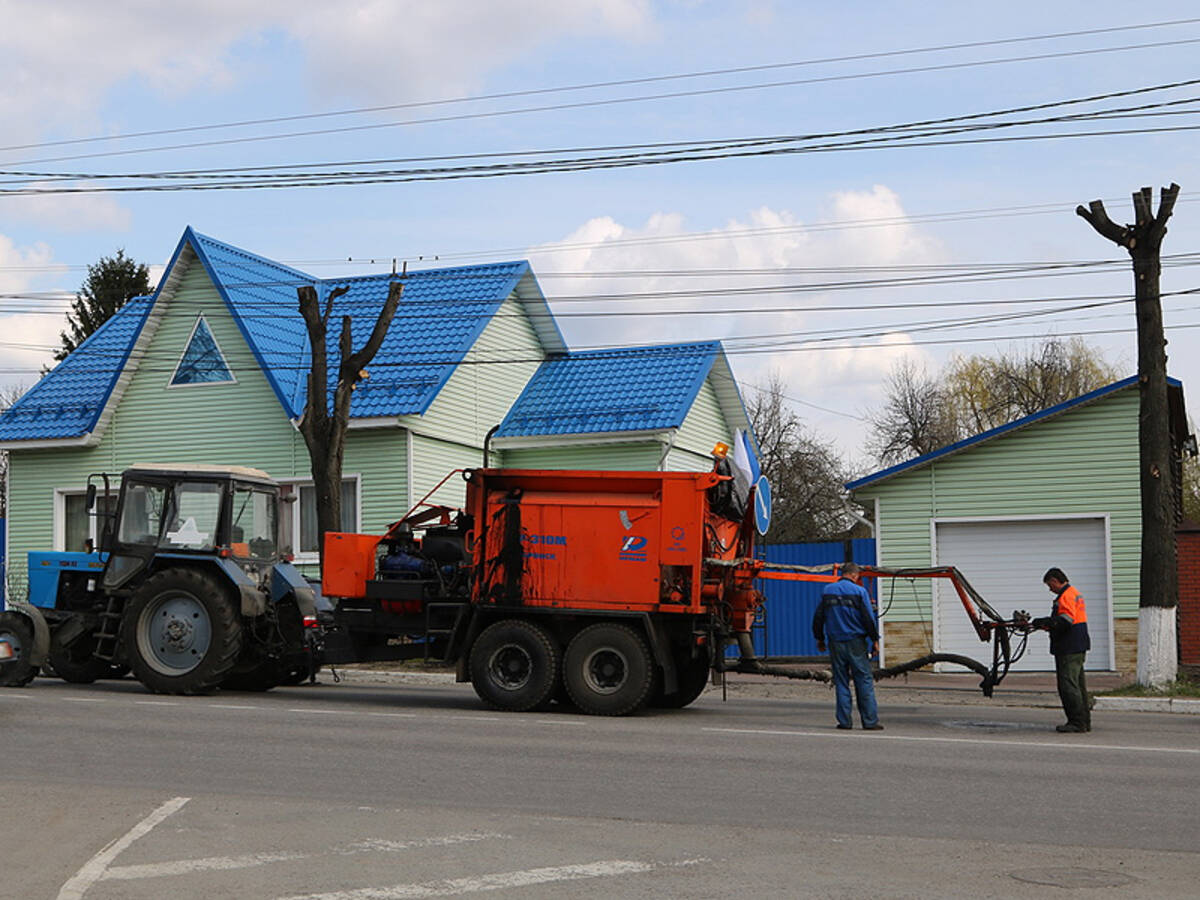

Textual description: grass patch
[1097,676,1200,698]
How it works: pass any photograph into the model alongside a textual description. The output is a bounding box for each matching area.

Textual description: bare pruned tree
[296,280,403,569]
[747,372,855,542]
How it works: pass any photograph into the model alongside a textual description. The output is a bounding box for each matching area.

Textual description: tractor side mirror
[85,483,97,511]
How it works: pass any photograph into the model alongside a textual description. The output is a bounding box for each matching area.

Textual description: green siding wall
[410,433,483,509]
[500,442,663,470]
[667,375,732,472]
[397,293,542,446]
[854,389,1141,619]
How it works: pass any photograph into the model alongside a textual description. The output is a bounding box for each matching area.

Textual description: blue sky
[2,1,1198,466]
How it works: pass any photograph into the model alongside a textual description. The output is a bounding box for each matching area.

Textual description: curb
[332,668,459,686]
[1093,696,1200,714]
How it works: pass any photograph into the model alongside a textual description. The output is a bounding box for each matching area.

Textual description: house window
[279,479,359,558]
[170,315,234,386]
[60,491,118,552]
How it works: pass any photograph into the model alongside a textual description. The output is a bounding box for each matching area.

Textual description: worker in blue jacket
[812,562,882,730]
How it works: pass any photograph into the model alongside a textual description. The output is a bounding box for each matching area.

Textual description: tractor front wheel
[48,630,109,684]
[122,568,242,695]
[563,623,654,716]
[0,611,38,687]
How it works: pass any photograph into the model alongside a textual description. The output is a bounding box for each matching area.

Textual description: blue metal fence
[0,517,5,605]
[736,538,877,658]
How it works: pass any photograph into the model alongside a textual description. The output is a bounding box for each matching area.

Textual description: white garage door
[934,518,1111,671]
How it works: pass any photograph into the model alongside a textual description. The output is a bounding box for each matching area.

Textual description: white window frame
[53,487,117,552]
[277,473,362,563]
[166,313,237,389]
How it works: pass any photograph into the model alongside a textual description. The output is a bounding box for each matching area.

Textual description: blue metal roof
[495,341,721,437]
[846,375,1183,491]
[0,295,153,442]
[0,229,534,441]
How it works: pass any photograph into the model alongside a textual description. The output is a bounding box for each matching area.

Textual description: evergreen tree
[55,249,151,361]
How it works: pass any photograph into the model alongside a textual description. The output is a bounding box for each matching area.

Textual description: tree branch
[1075,199,1130,248]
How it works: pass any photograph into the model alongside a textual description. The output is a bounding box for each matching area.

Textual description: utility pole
[1077,183,1180,686]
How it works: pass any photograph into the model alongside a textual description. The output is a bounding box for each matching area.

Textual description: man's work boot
[1056,723,1087,733]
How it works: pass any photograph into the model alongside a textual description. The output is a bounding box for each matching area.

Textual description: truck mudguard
[272,561,319,618]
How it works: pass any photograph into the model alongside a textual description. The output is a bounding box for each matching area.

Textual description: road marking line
[104,851,308,880]
[535,719,587,726]
[62,697,106,703]
[134,700,179,706]
[288,708,348,714]
[103,833,511,880]
[207,703,258,710]
[365,712,419,719]
[56,796,190,900]
[278,858,708,900]
[0,692,31,699]
[702,727,1200,754]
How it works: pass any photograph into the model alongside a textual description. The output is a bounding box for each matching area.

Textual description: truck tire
[122,568,243,695]
[48,631,109,685]
[653,652,710,709]
[469,619,558,712]
[564,623,654,716]
[0,611,38,687]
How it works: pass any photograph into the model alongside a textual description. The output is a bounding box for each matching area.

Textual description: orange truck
[320,465,1027,716]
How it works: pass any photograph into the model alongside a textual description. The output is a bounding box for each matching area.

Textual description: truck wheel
[469,619,558,712]
[122,568,243,695]
[653,652,711,709]
[0,611,38,687]
[48,631,109,685]
[564,623,654,716]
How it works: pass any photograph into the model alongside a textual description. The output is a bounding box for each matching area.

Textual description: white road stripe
[535,719,587,726]
[62,697,105,703]
[207,703,258,710]
[56,796,190,900]
[365,712,419,719]
[278,858,707,900]
[134,700,179,706]
[104,850,308,880]
[703,727,1200,754]
[289,708,347,714]
[101,832,511,881]
[0,692,31,699]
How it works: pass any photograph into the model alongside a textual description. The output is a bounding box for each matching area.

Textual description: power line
[7,35,1200,169]
[7,16,1197,158]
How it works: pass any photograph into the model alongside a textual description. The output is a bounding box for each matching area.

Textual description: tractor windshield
[117,482,168,545]
[232,486,278,559]
[159,481,222,552]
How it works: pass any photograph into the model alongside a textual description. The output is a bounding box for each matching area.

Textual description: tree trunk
[1077,184,1180,685]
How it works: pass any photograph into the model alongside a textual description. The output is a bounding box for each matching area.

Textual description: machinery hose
[734,652,998,696]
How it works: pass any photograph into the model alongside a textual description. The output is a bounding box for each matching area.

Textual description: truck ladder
[92,594,126,662]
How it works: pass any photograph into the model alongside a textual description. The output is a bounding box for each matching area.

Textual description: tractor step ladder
[92,594,127,661]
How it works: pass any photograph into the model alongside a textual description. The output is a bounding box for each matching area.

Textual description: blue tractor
[0,464,321,693]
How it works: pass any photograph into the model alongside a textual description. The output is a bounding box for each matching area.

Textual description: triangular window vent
[170,316,235,386]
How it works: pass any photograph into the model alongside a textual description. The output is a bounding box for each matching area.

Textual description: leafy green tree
[55,249,151,361]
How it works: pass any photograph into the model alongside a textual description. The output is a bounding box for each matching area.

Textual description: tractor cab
[97,464,281,592]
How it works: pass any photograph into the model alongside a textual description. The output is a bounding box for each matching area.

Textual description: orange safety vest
[1054,585,1087,624]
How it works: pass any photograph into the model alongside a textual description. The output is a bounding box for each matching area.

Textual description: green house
[847,377,1191,674]
[0,228,749,592]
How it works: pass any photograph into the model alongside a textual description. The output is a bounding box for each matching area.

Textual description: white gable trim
[0,434,94,451]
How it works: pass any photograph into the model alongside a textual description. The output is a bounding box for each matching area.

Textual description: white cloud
[0,1,655,146]
[0,233,65,392]
[526,187,947,460]
[1,183,132,232]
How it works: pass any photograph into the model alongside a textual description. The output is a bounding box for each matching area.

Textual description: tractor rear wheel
[48,630,109,684]
[0,611,38,687]
[469,619,559,712]
[122,568,242,695]
[563,622,654,716]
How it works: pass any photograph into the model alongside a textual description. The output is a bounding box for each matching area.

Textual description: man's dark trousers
[1055,652,1090,730]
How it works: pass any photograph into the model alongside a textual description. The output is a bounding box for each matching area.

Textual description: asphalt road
[1,676,1197,899]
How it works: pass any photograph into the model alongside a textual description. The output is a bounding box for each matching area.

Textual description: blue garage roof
[0,295,153,442]
[0,228,542,441]
[495,341,722,437]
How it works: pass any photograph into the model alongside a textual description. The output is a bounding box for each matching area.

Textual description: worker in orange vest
[1032,567,1091,733]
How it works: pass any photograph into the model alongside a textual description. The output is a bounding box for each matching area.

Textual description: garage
[933,517,1113,671]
